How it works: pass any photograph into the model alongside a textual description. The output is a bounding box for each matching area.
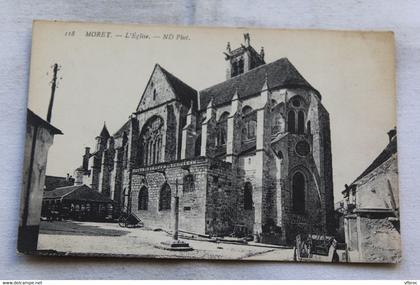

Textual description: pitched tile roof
[199,58,319,110]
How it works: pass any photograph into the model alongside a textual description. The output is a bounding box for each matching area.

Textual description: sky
[27,21,396,202]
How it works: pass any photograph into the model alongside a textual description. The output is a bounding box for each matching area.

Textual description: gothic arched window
[216,112,229,146]
[271,103,285,135]
[298,111,305,134]
[183,174,195,192]
[195,134,201,157]
[138,186,148,210]
[140,116,163,166]
[242,106,257,140]
[288,110,295,133]
[159,183,171,211]
[238,58,244,74]
[232,61,239,77]
[242,105,253,115]
[244,182,253,210]
[292,172,305,214]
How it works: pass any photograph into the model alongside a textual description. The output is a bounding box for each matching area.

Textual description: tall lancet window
[140,116,163,166]
[288,110,296,133]
[242,106,257,140]
[216,112,229,146]
[298,111,305,134]
[292,172,306,214]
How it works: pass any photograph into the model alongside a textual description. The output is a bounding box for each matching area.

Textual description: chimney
[82,147,91,170]
[387,128,397,143]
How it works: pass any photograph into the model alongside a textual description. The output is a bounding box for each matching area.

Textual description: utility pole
[46,63,61,123]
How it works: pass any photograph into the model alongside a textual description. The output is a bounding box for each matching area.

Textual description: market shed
[42,185,114,221]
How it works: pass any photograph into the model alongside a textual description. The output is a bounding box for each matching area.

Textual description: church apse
[75,33,334,245]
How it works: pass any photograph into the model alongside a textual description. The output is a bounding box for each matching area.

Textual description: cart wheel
[118,216,126,227]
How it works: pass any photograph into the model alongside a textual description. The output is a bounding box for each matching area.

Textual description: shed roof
[43,185,113,203]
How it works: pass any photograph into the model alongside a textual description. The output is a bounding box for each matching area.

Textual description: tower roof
[199,58,320,110]
[99,122,110,138]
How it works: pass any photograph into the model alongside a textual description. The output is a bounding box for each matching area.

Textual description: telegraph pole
[46,63,60,123]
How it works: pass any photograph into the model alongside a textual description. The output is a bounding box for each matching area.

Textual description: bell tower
[224,33,266,79]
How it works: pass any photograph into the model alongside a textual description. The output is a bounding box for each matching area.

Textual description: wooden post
[47,63,60,123]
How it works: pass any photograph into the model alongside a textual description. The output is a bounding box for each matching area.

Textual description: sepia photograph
[18,20,400,263]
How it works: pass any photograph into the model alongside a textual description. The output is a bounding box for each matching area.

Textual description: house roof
[158,64,198,109]
[199,58,319,110]
[353,136,397,184]
[27,109,63,135]
[43,185,113,203]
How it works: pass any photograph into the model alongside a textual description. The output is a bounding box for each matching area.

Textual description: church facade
[74,34,334,244]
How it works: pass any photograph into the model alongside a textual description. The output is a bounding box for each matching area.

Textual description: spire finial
[100,121,110,138]
[260,47,265,59]
[244,33,250,47]
[226,42,231,53]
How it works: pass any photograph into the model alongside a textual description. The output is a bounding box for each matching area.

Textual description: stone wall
[130,158,235,235]
[358,215,401,263]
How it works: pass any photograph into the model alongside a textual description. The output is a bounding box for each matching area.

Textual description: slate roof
[113,119,130,138]
[199,58,319,110]
[99,123,110,138]
[158,65,198,109]
[354,135,397,183]
[43,185,113,203]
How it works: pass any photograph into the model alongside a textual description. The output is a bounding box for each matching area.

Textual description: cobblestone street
[37,221,295,260]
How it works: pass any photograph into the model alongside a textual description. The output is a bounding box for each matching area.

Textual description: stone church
[74,34,334,244]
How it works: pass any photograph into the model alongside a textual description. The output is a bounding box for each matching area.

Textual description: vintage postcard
[18,20,400,263]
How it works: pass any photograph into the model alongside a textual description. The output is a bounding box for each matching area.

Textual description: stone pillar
[110,147,124,206]
[201,99,216,157]
[226,89,242,163]
[91,154,101,191]
[181,105,197,159]
[99,137,114,197]
[253,77,271,238]
[127,116,139,169]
